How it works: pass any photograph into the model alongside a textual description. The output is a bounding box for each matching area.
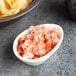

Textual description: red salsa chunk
[17,25,61,59]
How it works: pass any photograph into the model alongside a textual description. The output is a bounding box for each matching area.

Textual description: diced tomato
[19,38,25,44]
[18,45,24,56]
[26,38,33,42]
[46,50,49,54]
[50,30,54,34]
[20,46,24,51]
[46,48,52,54]
[45,43,51,50]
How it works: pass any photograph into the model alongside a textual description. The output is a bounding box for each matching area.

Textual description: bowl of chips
[0,0,39,23]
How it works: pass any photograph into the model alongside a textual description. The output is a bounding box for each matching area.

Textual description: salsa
[17,25,61,59]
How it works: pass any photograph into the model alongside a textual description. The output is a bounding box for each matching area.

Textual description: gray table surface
[0,0,76,76]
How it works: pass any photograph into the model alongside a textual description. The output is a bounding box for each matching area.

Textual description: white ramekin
[13,24,64,66]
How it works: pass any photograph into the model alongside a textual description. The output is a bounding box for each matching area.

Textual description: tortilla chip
[0,0,8,14]
[4,0,10,9]
[0,0,32,18]
[6,0,15,8]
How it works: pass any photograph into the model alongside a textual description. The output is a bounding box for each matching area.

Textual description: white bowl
[13,24,64,66]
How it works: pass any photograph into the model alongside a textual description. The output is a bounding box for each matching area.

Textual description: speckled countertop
[0,0,76,76]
